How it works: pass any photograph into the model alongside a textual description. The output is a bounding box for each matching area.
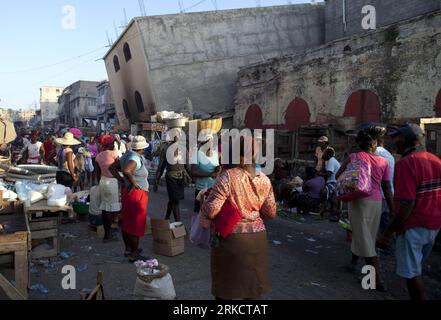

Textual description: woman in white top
[24,132,45,164]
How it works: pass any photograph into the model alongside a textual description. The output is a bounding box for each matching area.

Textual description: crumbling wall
[235,11,441,128]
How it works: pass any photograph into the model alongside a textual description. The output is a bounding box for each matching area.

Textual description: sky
[0,0,322,110]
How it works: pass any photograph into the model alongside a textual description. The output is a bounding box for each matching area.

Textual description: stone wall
[235,10,441,128]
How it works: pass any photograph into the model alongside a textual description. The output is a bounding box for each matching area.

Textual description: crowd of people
[7,122,440,301]
[278,123,440,300]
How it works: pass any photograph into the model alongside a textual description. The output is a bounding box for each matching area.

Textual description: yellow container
[199,117,223,134]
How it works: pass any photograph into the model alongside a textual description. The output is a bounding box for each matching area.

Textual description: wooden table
[0,204,31,299]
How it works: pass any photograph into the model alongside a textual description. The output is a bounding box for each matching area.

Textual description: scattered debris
[305,237,316,242]
[273,240,282,245]
[325,231,333,235]
[286,235,293,239]
[310,282,326,288]
[305,250,319,255]
[60,233,78,239]
[76,264,88,272]
[59,251,76,259]
[315,245,323,249]
[31,284,49,294]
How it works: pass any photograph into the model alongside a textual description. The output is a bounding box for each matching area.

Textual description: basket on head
[199,117,222,134]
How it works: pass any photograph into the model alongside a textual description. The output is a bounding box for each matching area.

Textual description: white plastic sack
[133,274,176,300]
[47,183,67,198]
[29,191,44,204]
[15,181,49,202]
[47,195,67,207]
[0,186,18,200]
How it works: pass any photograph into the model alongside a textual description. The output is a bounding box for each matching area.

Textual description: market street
[7,187,438,301]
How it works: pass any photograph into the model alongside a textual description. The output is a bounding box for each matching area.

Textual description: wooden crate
[29,218,60,259]
[25,200,66,260]
[0,204,31,299]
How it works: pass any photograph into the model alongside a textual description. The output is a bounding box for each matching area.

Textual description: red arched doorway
[435,89,441,117]
[344,90,381,124]
[284,98,311,131]
[244,104,263,129]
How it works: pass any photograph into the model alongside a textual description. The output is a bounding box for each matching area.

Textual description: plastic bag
[190,213,211,248]
[15,181,47,203]
[336,153,372,202]
[133,274,176,300]
[85,156,94,173]
[47,183,67,198]
[48,195,67,207]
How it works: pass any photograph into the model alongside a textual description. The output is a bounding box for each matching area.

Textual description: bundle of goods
[14,181,72,207]
[156,111,184,123]
[0,163,57,183]
[133,259,176,300]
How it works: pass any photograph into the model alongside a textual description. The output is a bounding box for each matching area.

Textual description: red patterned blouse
[201,167,277,234]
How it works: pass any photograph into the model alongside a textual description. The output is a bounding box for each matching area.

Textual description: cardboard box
[151,219,186,257]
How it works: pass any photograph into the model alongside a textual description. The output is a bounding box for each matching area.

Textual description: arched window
[284,98,311,131]
[113,55,120,72]
[122,99,130,119]
[244,104,263,129]
[344,90,381,124]
[123,43,132,62]
[135,91,145,113]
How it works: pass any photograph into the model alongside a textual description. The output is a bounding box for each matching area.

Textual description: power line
[185,0,209,12]
[0,46,108,76]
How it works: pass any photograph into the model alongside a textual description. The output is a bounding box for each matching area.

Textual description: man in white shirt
[375,136,395,236]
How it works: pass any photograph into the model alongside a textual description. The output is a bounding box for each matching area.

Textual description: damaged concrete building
[235,0,441,130]
[104,4,325,130]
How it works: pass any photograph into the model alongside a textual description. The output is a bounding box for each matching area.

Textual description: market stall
[0,203,31,299]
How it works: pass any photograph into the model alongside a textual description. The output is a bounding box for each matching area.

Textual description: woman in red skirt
[110,136,150,262]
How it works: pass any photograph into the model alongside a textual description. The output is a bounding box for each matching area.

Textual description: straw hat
[131,136,149,151]
[56,132,81,146]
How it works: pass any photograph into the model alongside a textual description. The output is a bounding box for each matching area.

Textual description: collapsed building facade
[104,4,325,130]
